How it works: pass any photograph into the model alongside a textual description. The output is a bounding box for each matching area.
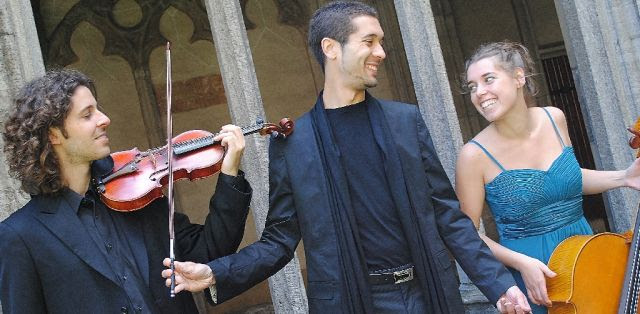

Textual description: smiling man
[163,1,531,313]
[0,69,252,314]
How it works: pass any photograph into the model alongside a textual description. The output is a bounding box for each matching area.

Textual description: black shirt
[64,188,156,313]
[326,100,412,271]
[62,157,247,313]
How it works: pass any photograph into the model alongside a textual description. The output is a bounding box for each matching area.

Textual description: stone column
[393,1,495,313]
[203,1,308,312]
[511,0,552,106]
[429,0,478,141]
[0,0,45,220]
[555,0,640,232]
[392,0,463,181]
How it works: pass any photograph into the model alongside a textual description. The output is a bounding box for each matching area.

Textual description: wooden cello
[546,118,640,313]
[619,118,640,314]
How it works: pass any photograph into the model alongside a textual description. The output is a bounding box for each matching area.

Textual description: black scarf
[309,91,450,313]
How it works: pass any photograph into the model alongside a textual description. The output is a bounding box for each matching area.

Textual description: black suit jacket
[209,98,514,312]
[0,174,251,314]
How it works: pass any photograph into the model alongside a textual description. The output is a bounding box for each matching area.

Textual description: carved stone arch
[273,0,311,31]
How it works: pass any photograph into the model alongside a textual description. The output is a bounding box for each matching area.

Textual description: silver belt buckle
[393,267,413,284]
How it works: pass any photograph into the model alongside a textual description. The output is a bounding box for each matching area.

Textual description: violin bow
[166,42,176,298]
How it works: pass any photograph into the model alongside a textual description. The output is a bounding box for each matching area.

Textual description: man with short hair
[164,2,531,313]
[0,69,252,314]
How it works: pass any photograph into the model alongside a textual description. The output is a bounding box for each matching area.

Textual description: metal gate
[541,54,609,232]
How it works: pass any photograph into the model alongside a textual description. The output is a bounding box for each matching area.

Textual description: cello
[546,117,640,313]
[618,118,640,314]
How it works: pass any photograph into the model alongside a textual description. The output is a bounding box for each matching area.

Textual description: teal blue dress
[469,108,593,314]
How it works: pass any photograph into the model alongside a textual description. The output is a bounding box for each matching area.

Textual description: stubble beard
[364,79,378,89]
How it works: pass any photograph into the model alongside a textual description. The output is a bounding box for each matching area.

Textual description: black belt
[368,266,415,285]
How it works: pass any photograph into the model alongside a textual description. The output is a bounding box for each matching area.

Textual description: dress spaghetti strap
[541,107,566,148]
[469,140,507,172]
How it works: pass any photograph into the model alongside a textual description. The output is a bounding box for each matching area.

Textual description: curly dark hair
[3,69,96,195]
[308,1,378,70]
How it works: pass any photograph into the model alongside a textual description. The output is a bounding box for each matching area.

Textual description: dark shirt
[62,157,247,313]
[64,189,156,313]
[326,100,412,271]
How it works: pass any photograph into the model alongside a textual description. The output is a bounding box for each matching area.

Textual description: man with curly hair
[0,69,252,314]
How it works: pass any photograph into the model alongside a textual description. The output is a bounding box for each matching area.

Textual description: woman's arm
[456,143,555,307]
[547,106,640,194]
[581,163,640,195]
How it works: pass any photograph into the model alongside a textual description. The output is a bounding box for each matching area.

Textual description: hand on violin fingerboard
[215,125,245,177]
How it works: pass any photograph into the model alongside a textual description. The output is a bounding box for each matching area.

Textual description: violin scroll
[628,117,640,157]
[629,128,640,149]
[258,118,294,139]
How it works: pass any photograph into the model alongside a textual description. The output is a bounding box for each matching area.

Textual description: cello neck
[618,204,640,314]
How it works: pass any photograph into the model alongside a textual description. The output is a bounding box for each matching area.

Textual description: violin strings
[171,122,265,155]
[632,244,640,313]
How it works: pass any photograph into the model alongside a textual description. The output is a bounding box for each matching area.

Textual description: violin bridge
[150,152,158,169]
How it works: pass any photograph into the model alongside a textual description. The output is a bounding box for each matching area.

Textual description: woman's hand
[624,157,640,190]
[515,255,556,307]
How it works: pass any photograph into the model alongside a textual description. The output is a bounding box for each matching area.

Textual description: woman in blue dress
[455,41,640,314]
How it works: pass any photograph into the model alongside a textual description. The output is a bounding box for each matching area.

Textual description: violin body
[547,233,631,313]
[100,130,224,211]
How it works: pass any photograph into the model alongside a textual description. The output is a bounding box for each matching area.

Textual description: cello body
[546,117,640,313]
[547,233,631,313]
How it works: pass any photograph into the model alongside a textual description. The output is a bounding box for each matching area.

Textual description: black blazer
[0,175,251,314]
[209,99,514,312]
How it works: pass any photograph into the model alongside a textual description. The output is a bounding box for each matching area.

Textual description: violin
[96,118,293,212]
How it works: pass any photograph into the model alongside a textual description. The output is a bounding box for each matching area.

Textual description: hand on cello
[215,124,246,177]
[515,254,556,307]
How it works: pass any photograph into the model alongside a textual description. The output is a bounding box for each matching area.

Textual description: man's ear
[321,37,339,61]
[49,127,62,145]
